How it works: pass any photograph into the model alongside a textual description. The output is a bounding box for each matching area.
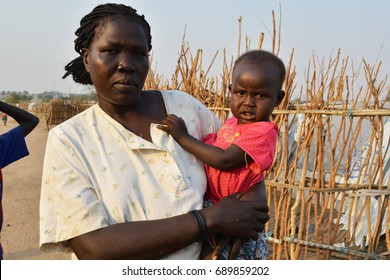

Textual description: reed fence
[44,99,92,130]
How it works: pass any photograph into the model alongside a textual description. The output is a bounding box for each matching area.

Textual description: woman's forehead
[95,17,139,35]
[93,18,147,44]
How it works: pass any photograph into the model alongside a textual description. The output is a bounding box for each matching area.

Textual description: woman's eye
[137,52,149,57]
[103,49,118,54]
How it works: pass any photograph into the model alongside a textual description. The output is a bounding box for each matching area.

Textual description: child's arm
[0,101,39,136]
[158,114,248,170]
[239,180,268,204]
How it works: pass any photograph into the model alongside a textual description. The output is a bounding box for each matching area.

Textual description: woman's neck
[98,91,167,141]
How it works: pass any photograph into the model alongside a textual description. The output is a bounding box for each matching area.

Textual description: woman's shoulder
[160,89,191,99]
[160,90,207,111]
[144,89,189,102]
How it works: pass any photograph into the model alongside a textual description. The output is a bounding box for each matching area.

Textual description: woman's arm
[69,212,200,259]
[158,114,247,170]
[69,194,267,259]
[0,101,39,136]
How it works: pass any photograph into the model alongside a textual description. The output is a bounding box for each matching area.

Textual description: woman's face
[83,18,150,110]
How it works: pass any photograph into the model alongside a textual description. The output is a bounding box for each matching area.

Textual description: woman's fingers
[206,196,267,239]
[258,211,270,223]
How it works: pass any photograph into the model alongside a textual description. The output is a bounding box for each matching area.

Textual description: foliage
[3,91,33,104]
[1,90,97,103]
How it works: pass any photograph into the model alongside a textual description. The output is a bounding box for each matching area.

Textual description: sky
[0,0,389,96]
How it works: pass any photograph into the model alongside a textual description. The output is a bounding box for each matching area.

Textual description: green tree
[36,92,57,102]
[4,92,33,104]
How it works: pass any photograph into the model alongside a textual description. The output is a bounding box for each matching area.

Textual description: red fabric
[203,117,278,204]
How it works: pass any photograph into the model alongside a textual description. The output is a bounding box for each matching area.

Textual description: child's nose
[243,95,256,106]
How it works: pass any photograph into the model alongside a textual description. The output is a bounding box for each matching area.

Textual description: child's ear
[276,90,285,106]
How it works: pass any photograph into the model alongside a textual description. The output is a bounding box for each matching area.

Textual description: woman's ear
[276,90,285,106]
[82,48,90,72]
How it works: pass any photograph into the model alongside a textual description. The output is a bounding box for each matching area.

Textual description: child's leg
[199,239,214,260]
[199,234,228,260]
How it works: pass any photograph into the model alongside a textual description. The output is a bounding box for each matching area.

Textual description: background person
[2,113,8,126]
[0,101,39,259]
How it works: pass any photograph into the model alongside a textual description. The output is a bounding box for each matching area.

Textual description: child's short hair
[233,50,286,89]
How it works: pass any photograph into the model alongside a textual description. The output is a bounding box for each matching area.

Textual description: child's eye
[255,92,266,98]
[237,90,246,96]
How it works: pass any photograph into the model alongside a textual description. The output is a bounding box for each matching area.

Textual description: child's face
[229,61,284,124]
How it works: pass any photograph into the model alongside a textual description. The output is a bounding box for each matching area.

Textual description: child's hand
[157,114,189,140]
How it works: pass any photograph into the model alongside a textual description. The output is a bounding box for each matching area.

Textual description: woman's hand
[206,180,269,260]
[201,182,269,241]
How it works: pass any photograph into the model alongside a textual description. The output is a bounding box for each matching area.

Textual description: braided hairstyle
[63,3,152,85]
[233,50,286,90]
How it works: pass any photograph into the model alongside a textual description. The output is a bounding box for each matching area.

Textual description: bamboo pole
[267,236,388,260]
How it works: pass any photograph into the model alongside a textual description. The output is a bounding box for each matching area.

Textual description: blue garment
[0,126,29,258]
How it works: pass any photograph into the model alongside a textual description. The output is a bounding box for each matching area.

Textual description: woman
[39,3,269,260]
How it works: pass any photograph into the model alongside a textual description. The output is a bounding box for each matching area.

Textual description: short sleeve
[0,126,29,168]
[163,90,222,138]
[39,129,110,253]
[232,124,278,174]
[187,94,222,138]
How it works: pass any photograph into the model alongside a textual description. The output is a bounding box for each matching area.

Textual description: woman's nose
[118,55,136,72]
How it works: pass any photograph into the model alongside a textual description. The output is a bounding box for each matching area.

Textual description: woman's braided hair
[63,3,152,85]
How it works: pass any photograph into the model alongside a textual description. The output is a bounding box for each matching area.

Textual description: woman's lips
[113,79,137,90]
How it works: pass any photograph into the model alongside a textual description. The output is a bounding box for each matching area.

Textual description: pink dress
[203,117,278,204]
[202,117,278,260]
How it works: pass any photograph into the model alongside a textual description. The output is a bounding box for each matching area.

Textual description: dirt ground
[1,115,71,260]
